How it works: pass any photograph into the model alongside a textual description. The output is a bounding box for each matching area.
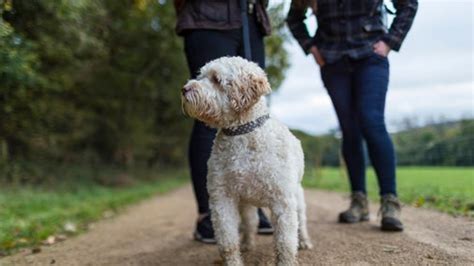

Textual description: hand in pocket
[373,41,391,57]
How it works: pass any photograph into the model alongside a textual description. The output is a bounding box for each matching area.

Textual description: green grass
[0,168,188,255]
[303,167,474,216]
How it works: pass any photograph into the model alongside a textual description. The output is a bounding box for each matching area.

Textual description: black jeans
[321,53,397,196]
[184,15,265,214]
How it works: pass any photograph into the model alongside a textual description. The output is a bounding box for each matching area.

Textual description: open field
[303,167,474,216]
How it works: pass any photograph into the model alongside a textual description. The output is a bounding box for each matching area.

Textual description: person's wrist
[381,34,401,52]
[310,46,325,66]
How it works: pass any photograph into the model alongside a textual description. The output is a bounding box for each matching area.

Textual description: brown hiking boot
[380,194,404,232]
[338,192,369,223]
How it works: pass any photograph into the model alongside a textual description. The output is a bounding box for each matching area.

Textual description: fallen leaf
[17,238,29,244]
[382,244,398,253]
[64,222,77,233]
[414,197,425,208]
[32,247,41,254]
[56,235,67,242]
[43,236,55,245]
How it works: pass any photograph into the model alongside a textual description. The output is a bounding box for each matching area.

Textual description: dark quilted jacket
[174,0,271,36]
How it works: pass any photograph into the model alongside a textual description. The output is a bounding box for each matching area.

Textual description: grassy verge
[303,166,474,217]
[0,166,188,256]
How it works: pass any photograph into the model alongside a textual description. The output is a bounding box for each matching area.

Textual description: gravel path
[2,185,473,265]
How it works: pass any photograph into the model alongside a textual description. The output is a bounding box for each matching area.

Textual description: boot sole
[338,214,370,224]
[381,224,404,232]
[257,227,274,235]
[193,231,217,244]
[381,217,404,232]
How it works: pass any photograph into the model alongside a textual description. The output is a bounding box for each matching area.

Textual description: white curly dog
[181,56,312,266]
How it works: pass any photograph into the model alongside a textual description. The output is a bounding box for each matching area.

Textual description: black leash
[240,0,252,60]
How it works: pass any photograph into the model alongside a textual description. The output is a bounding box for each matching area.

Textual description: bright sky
[270,0,474,135]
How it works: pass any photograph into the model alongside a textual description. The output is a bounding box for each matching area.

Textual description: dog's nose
[182,86,192,96]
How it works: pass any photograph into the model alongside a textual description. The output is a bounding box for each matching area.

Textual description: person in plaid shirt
[287,0,418,231]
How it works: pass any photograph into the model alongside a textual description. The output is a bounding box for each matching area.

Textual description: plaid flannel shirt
[287,0,418,63]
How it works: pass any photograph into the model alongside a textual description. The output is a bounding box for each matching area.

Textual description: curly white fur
[181,57,312,266]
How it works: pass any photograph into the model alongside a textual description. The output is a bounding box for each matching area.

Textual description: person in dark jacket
[174,0,273,243]
[287,0,418,231]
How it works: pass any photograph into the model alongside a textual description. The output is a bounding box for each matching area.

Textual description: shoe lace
[378,196,401,217]
[350,193,366,209]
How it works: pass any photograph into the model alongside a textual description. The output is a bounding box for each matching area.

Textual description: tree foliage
[393,119,474,166]
[0,0,290,176]
[296,119,474,169]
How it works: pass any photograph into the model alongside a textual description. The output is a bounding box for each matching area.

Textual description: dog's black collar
[222,114,270,136]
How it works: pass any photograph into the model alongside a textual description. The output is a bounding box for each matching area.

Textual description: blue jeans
[321,53,397,196]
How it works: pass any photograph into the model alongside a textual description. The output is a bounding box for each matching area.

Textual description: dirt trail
[2,185,473,265]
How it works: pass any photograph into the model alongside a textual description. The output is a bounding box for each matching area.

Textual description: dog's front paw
[298,239,313,250]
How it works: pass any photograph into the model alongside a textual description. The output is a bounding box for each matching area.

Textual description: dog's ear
[229,73,271,113]
[251,73,272,98]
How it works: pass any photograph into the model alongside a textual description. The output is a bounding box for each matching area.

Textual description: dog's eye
[210,75,220,84]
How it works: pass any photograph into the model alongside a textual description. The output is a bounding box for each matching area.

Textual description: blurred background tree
[0,0,290,183]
